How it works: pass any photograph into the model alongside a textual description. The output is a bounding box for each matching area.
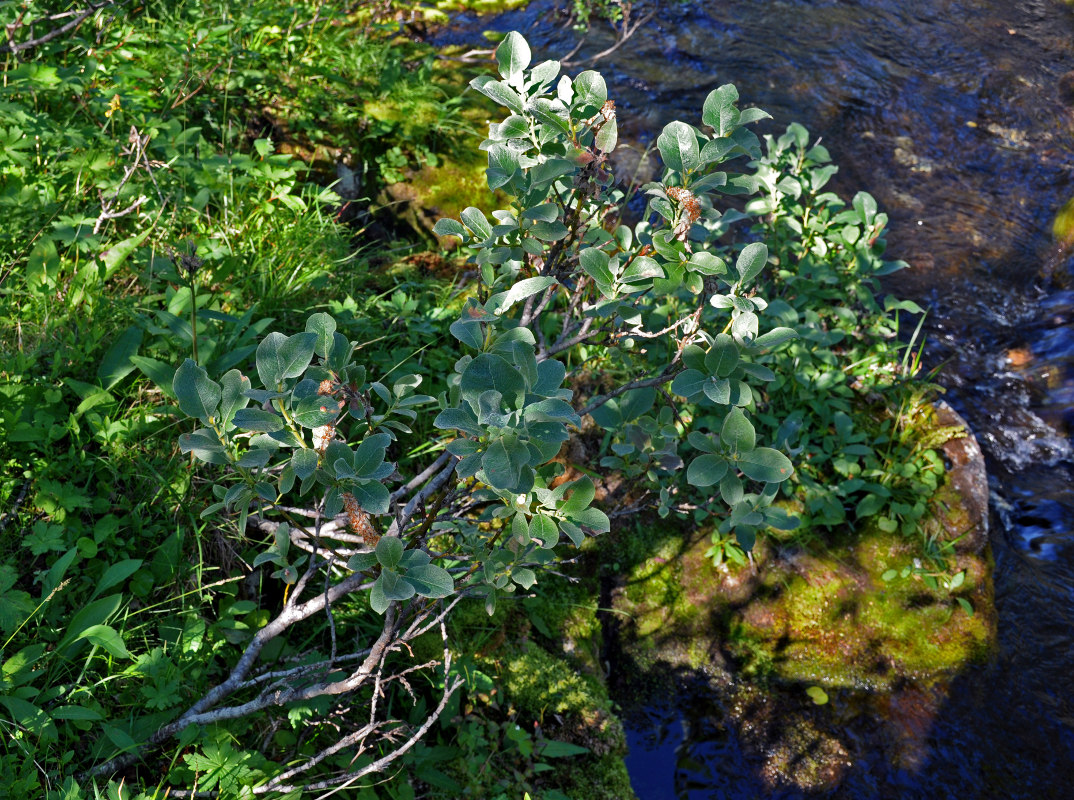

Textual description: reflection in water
[436,1,1074,795]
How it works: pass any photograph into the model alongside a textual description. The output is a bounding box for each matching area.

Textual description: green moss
[383,155,506,245]
[731,528,992,689]
[521,572,604,674]
[558,753,636,800]
[496,643,612,722]
[477,642,634,800]
[435,0,531,12]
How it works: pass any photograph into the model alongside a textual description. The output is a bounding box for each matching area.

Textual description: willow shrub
[132,28,929,794]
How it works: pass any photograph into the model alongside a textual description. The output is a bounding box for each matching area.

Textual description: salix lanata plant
[97,31,797,791]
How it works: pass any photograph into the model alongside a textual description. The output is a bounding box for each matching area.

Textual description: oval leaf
[687,454,729,487]
[721,408,756,453]
[173,359,221,425]
[305,313,337,360]
[737,447,794,483]
[496,31,531,83]
[406,564,454,598]
[735,242,769,285]
[375,537,404,570]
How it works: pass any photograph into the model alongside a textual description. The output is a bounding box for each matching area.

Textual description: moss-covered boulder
[609,405,995,792]
[383,157,504,247]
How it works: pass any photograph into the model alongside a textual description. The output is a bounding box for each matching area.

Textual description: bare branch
[2,1,126,55]
[258,618,463,794]
[577,366,683,418]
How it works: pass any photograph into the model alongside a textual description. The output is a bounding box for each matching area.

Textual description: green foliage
[742,123,952,558]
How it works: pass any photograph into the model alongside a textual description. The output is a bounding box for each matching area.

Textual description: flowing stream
[435,2,1074,795]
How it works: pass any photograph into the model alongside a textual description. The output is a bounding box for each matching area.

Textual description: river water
[434,2,1074,796]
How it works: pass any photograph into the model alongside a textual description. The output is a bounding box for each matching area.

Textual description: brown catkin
[342,492,380,547]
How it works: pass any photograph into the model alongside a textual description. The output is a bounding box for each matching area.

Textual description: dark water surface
[436,2,1074,796]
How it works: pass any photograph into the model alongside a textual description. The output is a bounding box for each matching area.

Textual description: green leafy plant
[116,30,801,792]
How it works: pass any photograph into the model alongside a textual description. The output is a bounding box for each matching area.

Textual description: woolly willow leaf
[702,84,741,136]
[353,433,390,478]
[435,407,483,437]
[406,564,454,598]
[347,552,378,572]
[493,114,530,140]
[380,569,416,602]
[482,437,524,491]
[433,218,466,239]
[496,31,531,84]
[705,334,739,378]
[671,369,708,399]
[530,220,569,241]
[560,477,595,516]
[305,313,336,360]
[376,537,403,570]
[173,359,220,425]
[580,247,613,286]
[570,506,610,534]
[658,120,700,174]
[529,515,558,547]
[720,472,744,505]
[293,394,337,428]
[528,59,561,89]
[450,317,484,350]
[471,76,525,115]
[531,97,571,137]
[236,448,273,468]
[689,251,726,276]
[738,448,794,483]
[621,255,663,283]
[595,117,618,153]
[687,454,728,487]
[232,408,284,433]
[721,408,756,453]
[179,429,228,464]
[512,567,537,589]
[486,276,557,316]
[461,354,526,408]
[255,332,288,388]
[291,448,319,480]
[460,207,494,240]
[349,480,389,515]
[739,107,773,125]
[521,203,560,223]
[370,575,389,614]
[735,242,769,284]
[278,332,317,380]
[753,326,798,348]
[687,431,719,453]
[732,311,759,343]
[572,70,607,111]
[218,369,251,431]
